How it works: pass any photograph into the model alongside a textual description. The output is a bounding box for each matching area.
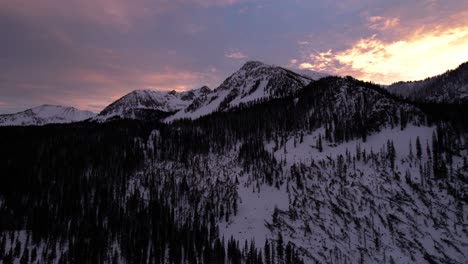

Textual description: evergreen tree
[264,240,271,264]
[416,136,422,160]
[285,243,292,264]
[13,240,21,258]
[387,140,396,169]
[276,233,284,264]
[20,248,29,264]
[318,134,323,152]
[409,140,414,160]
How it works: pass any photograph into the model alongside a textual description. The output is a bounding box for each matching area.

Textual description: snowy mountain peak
[240,60,266,71]
[95,61,329,123]
[166,61,314,121]
[198,85,211,93]
[0,105,95,126]
[94,87,212,122]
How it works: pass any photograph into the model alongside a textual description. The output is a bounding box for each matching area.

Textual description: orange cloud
[299,50,334,72]
[298,12,468,84]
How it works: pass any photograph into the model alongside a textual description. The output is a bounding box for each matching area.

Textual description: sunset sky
[0,0,467,113]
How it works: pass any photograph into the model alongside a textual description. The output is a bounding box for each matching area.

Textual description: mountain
[93,87,211,121]
[292,68,330,80]
[93,61,319,123]
[166,61,313,121]
[0,105,95,126]
[387,61,468,103]
[2,74,467,264]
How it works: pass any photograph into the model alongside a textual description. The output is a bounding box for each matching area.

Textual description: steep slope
[94,87,211,121]
[145,77,466,263]
[0,105,95,126]
[387,61,468,103]
[166,61,313,121]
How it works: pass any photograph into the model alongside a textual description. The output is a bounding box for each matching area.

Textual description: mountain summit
[166,61,314,121]
[92,61,316,123]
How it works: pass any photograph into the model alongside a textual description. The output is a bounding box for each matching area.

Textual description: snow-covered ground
[266,125,435,166]
[219,175,289,247]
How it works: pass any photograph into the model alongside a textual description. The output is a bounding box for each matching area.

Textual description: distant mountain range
[0,61,321,126]
[0,105,95,126]
[1,61,467,126]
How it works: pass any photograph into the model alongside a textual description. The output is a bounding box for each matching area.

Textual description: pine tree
[318,134,323,152]
[416,136,422,160]
[409,140,414,160]
[31,247,37,263]
[0,235,5,258]
[432,132,439,178]
[285,243,292,264]
[336,155,345,179]
[20,248,30,264]
[387,140,396,169]
[264,240,271,264]
[13,240,21,258]
[276,233,284,264]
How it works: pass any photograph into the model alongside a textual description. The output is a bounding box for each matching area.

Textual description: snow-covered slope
[292,69,330,81]
[387,61,468,103]
[166,61,313,121]
[117,76,468,264]
[1,74,467,264]
[94,87,211,121]
[93,61,321,122]
[136,76,467,263]
[0,105,95,126]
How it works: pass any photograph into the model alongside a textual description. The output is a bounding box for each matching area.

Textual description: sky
[0,0,467,114]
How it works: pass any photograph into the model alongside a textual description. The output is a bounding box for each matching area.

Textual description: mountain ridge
[387,61,468,103]
[0,104,96,126]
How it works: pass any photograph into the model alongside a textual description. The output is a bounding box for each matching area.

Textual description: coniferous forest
[0,76,467,263]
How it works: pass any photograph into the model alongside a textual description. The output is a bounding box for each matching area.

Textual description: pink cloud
[0,0,244,31]
[367,16,400,31]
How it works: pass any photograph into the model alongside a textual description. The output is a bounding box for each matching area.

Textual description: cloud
[0,0,145,30]
[0,65,220,114]
[0,0,245,30]
[297,11,468,84]
[225,51,248,59]
[367,16,399,31]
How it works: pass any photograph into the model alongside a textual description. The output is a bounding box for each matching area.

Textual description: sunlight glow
[302,21,468,84]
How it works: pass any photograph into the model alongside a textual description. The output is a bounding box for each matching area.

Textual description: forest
[0,76,467,263]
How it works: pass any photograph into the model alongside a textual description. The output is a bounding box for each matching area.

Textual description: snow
[219,175,289,247]
[291,69,330,81]
[166,61,314,122]
[266,125,435,166]
[260,124,467,263]
[0,105,96,126]
[94,87,213,121]
[166,89,231,121]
